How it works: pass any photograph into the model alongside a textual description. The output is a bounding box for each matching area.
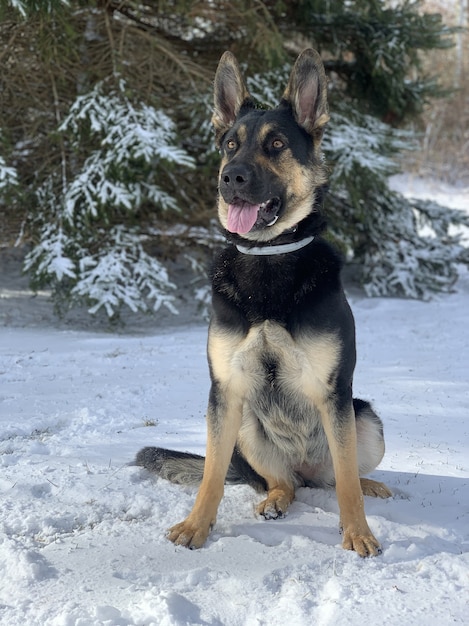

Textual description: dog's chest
[209,320,339,406]
[209,321,339,461]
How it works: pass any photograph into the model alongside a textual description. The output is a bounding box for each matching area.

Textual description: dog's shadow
[216,469,469,557]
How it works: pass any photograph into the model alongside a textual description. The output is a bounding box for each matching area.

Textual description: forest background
[0,0,468,321]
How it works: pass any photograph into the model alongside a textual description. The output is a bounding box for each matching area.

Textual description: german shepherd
[136,49,392,557]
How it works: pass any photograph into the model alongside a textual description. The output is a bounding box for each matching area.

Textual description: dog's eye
[226,139,237,150]
[272,139,285,150]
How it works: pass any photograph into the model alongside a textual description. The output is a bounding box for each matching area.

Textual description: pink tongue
[227,202,260,234]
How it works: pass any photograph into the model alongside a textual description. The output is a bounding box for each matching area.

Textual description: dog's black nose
[222,163,250,192]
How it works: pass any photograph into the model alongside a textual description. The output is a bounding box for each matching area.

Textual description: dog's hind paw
[360,477,392,499]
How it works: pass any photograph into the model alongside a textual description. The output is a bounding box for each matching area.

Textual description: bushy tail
[135,446,266,493]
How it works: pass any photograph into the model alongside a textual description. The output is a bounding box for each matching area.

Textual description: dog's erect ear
[212,51,252,145]
[282,49,329,137]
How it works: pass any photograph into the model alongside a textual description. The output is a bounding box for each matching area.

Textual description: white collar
[236,235,315,256]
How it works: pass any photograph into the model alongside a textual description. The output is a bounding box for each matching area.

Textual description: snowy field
[1,177,468,625]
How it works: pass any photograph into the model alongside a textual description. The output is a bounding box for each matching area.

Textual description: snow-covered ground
[0,178,468,625]
[389,173,469,213]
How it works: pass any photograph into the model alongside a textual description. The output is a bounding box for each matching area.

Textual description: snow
[389,173,469,213]
[1,180,468,625]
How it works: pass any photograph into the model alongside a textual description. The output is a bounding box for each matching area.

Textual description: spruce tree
[0,0,467,318]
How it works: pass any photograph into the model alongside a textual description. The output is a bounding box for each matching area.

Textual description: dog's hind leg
[354,399,392,499]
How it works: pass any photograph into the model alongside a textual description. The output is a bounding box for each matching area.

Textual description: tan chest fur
[209,320,339,400]
[208,321,341,477]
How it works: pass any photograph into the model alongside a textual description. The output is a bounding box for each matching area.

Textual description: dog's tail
[135,446,267,493]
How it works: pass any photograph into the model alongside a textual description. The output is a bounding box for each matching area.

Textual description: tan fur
[210,321,339,408]
[237,123,248,143]
[256,480,295,519]
[256,123,277,143]
[360,477,392,499]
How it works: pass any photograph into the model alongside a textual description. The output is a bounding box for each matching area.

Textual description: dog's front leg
[167,388,242,549]
[321,402,382,557]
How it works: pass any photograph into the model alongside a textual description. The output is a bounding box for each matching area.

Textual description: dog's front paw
[256,485,294,520]
[341,526,382,557]
[257,499,287,520]
[167,519,212,549]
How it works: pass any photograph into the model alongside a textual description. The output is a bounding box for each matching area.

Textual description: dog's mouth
[227,197,282,235]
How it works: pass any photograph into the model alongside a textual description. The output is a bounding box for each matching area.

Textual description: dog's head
[212,49,329,243]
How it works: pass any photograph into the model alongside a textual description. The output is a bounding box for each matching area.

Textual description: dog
[136,48,392,557]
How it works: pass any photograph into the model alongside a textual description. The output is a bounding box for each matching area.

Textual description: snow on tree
[24,80,194,318]
[0,151,17,194]
[322,108,469,297]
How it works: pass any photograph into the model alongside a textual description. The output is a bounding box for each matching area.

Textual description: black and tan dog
[136,49,392,557]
